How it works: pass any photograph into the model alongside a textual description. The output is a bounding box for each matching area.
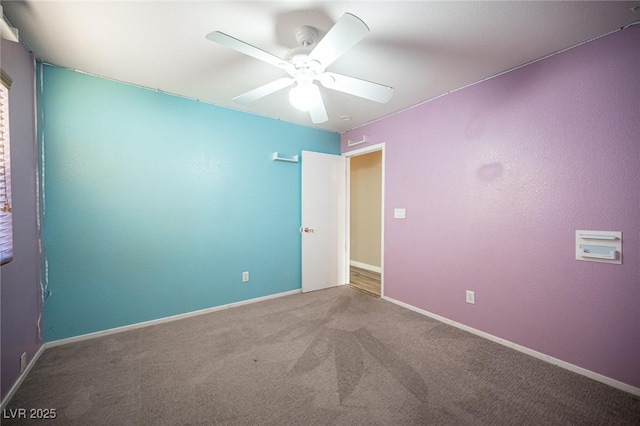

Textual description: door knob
[300,226,315,233]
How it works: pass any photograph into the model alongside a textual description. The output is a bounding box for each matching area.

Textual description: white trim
[343,143,385,297]
[383,295,640,396]
[47,289,301,348]
[343,142,385,157]
[350,260,382,273]
[0,6,20,43]
[1,344,46,410]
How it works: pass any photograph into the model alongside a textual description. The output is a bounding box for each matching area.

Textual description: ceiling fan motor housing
[294,25,318,47]
[206,13,393,124]
[285,25,325,80]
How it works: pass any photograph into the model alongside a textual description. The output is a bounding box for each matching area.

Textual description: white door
[301,150,347,293]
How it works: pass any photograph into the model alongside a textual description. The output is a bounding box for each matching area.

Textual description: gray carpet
[4,286,640,425]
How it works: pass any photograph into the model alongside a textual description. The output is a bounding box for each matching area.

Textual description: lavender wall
[0,40,42,401]
[342,26,640,389]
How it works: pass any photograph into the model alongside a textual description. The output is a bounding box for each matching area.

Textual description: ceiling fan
[206,13,393,124]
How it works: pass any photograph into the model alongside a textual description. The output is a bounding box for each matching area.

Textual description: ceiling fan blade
[321,72,394,103]
[308,98,328,124]
[308,13,369,69]
[233,77,294,104]
[206,31,288,70]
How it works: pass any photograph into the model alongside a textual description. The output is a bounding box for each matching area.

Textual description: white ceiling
[3,1,639,133]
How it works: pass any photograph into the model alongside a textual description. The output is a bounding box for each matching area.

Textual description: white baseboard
[47,289,301,348]
[383,295,640,396]
[1,344,46,410]
[350,260,382,273]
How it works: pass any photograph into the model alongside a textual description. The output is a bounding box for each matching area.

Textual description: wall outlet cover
[20,352,27,373]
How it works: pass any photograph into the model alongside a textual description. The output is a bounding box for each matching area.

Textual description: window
[0,68,13,265]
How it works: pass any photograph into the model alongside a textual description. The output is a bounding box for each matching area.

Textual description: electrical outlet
[20,352,27,373]
[242,271,249,282]
[466,290,475,304]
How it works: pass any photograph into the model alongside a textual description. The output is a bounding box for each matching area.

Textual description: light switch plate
[394,208,406,219]
[466,290,475,304]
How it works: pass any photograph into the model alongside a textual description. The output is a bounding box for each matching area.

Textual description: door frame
[343,143,385,296]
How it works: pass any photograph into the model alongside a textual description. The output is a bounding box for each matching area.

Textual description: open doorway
[345,144,384,296]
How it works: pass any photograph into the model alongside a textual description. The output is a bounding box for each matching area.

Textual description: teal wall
[39,64,340,341]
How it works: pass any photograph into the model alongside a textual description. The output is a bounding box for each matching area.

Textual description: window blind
[0,77,13,265]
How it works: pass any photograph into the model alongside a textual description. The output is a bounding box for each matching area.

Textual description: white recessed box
[575,230,622,265]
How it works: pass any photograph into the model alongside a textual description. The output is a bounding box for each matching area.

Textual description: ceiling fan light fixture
[289,82,321,111]
[207,13,392,124]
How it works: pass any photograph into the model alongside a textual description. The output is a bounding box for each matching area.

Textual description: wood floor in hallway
[349,266,381,296]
